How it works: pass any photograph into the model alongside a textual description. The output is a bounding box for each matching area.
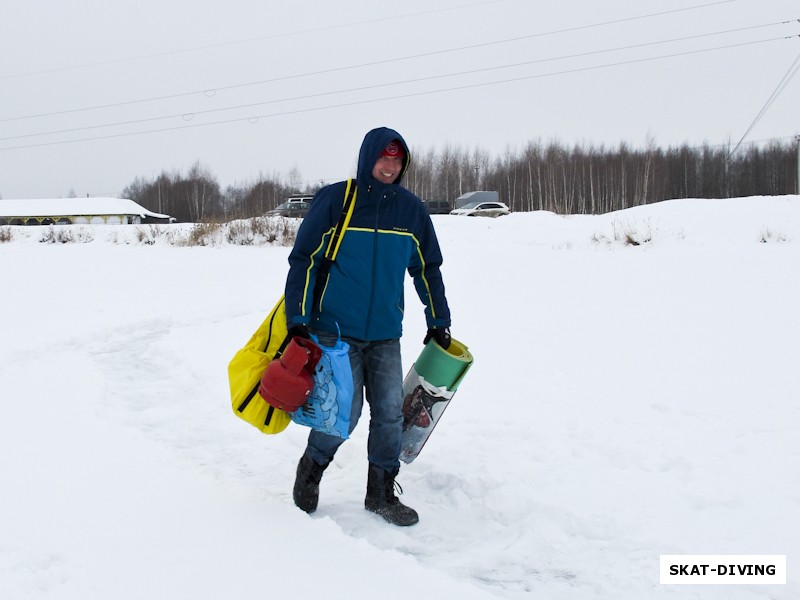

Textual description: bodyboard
[399,338,473,463]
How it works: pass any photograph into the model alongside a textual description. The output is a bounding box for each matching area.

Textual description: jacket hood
[356,127,410,187]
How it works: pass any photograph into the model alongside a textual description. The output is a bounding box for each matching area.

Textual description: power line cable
[2,35,796,152]
[728,48,800,157]
[3,23,795,143]
[0,0,746,124]
[0,0,513,81]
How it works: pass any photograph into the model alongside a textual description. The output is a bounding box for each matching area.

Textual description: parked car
[423,200,452,215]
[266,200,311,218]
[284,194,314,204]
[450,201,510,218]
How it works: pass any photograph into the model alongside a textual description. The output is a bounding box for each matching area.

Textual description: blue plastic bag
[290,333,353,439]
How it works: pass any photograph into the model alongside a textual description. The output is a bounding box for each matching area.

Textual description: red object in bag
[260,337,322,412]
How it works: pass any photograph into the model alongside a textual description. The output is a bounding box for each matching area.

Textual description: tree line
[122,162,322,223]
[123,139,798,222]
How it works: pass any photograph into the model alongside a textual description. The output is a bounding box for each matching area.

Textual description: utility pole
[796,134,800,196]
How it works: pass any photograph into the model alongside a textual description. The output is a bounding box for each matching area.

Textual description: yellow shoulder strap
[325,178,357,261]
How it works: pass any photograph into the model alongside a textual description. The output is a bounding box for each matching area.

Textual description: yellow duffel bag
[228,296,292,434]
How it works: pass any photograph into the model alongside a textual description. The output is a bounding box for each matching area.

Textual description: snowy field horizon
[1,195,798,599]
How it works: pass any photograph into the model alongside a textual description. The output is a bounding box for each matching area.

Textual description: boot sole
[365,505,419,526]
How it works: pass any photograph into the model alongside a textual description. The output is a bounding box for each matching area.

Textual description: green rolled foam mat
[414,338,473,391]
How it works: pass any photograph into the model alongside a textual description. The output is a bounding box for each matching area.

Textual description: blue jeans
[305,331,404,473]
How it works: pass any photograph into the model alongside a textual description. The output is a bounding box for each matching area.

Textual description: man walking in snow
[284,126,452,526]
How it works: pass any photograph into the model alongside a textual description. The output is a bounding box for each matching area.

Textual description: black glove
[423,327,451,349]
[288,325,310,340]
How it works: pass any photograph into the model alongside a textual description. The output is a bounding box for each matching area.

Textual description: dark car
[424,200,452,215]
[266,200,311,218]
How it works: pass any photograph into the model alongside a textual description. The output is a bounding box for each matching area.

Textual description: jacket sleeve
[408,213,451,329]
[284,187,337,327]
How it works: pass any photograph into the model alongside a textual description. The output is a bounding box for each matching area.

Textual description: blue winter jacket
[285,127,451,341]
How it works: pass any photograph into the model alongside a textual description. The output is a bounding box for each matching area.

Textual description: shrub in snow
[613,218,652,246]
[759,228,789,243]
[135,226,161,245]
[182,223,220,247]
[225,217,298,246]
[592,218,653,247]
[162,217,299,247]
[39,226,94,244]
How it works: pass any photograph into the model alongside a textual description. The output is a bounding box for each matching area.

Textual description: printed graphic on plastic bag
[290,335,353,439]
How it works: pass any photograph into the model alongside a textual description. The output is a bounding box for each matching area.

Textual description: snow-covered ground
[1,195,798,599]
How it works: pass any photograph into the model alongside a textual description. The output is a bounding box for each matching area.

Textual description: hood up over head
[356,127,411,186]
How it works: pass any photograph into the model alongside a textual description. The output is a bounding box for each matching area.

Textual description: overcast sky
[1,0,798,199]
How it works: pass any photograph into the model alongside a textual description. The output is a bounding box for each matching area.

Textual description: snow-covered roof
[0,197,171,219]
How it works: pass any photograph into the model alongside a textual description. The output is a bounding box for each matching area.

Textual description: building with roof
[0,197,174,226]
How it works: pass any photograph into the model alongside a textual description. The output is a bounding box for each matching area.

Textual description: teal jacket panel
[284,127,451,341]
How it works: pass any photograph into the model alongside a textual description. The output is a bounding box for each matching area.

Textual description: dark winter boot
[293,454,329,513]
[364,463,419,526]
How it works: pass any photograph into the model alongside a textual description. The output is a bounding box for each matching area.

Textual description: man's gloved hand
[423,327,451,349]
[288,325,310,340]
